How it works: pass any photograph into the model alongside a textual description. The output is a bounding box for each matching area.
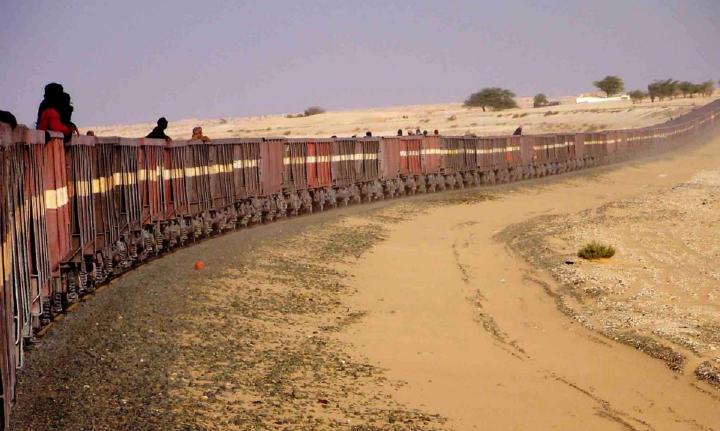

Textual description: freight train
[1,98,720,428]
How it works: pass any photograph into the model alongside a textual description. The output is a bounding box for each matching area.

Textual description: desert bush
[303,106,326,117]
[447,115,457,121]
[283,130,292,135]
[464,87,518,111]
[543,110,559,116]
[648,79,679,102]
[628,90,647,103]
[533,93,549,108]
[577,241,616,259]
[593,76,624,97]
[699,80,714,97]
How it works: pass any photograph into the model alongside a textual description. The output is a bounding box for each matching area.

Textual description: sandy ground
[10,133,720,429]
[340,137,720,430]
[501,169,720,382]
[85,95,718,139]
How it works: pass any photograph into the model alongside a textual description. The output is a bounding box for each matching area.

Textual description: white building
[576,94,630,104]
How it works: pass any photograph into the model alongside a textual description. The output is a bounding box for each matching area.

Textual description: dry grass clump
[577,241,615,260]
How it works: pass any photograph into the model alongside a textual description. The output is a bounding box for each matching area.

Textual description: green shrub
[463,87,518,111]
[577,242,616,259]
[303,106,326,116]
[533,93,549,108]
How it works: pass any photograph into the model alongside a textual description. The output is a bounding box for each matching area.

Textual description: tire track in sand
[340,136,720,430]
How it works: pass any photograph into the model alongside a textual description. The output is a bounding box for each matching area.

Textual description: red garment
[37,108,71,134]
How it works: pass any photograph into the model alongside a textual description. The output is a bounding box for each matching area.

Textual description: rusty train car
[1,98,720,428]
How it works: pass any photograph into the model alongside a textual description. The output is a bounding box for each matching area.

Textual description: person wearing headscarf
[191,126,210,143]
[0,110,17,129]
[146,117,172,141]
[37,86,76,141]
[36,82,64,128]
[59,92,79,138]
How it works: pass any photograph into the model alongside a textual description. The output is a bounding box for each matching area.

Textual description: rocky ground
[500,169,720,388]
[11,192,488,430]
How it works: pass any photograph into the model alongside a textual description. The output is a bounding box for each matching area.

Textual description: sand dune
[85,94,718,140]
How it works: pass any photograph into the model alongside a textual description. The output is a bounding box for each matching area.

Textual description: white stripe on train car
[44,186,68,210]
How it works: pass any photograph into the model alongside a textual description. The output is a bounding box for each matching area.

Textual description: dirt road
[341,138,720,430]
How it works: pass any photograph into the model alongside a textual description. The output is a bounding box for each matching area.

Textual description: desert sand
[340,136,720,430]
[86,94,718,139]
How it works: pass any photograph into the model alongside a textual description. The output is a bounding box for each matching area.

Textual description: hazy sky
[1,0,718,127]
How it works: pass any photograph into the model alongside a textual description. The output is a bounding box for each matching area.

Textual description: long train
[1,99,720,428]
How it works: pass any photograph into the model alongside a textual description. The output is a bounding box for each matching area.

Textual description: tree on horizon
[464,88,518,111]
[593,76,624,97]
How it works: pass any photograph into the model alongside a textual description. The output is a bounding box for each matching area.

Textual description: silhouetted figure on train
[37,86,78,142]
[397,129,403,136]
[415,127,421,135]
[365,131,372,137]
[433,129,439,135]
[513,125,523,136]
[36,82,64,128]
[146,117,172,141]
[423,130,428,136]
[59,92,79,138]
[0,110,17,129]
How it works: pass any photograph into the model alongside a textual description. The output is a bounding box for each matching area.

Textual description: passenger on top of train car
[86,130,95,136]
[191,126,210,143]
[423,130,428,136]
[513,125,523,136]
[0,110,17,129]
[36,82,64,128]
[37,89,76,140]
[433,129,439,135]
[59,92,80,139]
[397,129,403,136]
[146,117,172,141]
[365,131,372,137]
[415,127,421,135]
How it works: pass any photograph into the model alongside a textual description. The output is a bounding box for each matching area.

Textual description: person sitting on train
[191,126,210,143]
[86,130,95,136]
[0,110,17,129]
[415,127,421,135]
[513,125,523,136]
[59,92,80,139]
[423,130,428,136]
[37,90,75,139]
[36,82,64,128]
[433,129,439,135]
[146,117,172,141]
[397,129,403,136]
[407,130,414,136]
[365,131,372,137]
